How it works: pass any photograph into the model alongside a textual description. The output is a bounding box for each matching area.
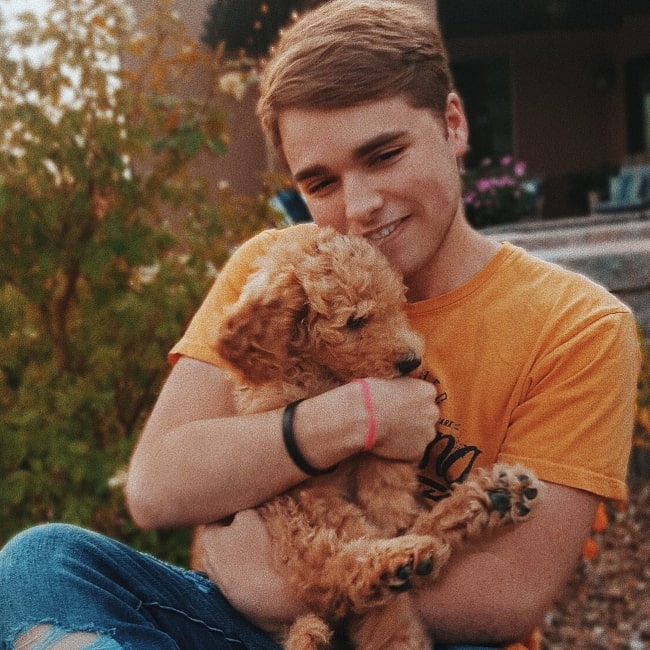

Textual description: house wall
[126,0,267,199]
[193,86,268,199]
[448,13,650,216]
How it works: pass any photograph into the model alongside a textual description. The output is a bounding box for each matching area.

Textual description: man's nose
[343,173,383,223]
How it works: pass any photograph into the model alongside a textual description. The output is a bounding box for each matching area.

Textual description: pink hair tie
[355,378,377,451]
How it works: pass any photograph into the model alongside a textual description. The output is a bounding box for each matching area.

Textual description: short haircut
[257,0,454,168]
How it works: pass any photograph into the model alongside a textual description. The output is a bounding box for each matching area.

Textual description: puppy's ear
[215,269,308,384]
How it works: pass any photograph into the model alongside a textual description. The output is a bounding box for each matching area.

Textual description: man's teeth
[370,222,398,240]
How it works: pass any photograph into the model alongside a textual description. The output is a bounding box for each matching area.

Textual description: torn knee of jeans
[13,624,121,650]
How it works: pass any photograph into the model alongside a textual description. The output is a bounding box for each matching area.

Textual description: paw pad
[523,486,538,501]
[516,502,531,517]
[488,490,512,516]
[385,555,434,593]
[396,564,412,581]
[415,558,434,576]
[487,469,540,520]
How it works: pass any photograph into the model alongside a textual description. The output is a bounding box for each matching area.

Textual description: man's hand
[200,509,307,633]
[366,377,439,461]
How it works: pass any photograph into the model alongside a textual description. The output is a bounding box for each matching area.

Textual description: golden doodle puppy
[211,226,540,650]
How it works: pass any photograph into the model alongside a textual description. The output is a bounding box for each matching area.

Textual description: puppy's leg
[260,495,379,618]
[307,534,443,618]
[262,495,440,623]
[411,463,541,542]
[285,613,332,650]
[348,597,430,650]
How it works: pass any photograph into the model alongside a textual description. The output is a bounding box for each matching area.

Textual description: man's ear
[214,270,307,385]
[445,92,469,157]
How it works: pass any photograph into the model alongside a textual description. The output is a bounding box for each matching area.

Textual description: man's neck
[405,216,500,302]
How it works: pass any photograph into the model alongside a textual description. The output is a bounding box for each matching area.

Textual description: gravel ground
[540,481,650,649]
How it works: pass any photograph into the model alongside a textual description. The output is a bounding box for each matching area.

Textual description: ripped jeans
[0,524,498,650]
[0,524,281,649]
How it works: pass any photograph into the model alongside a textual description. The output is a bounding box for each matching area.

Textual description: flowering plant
[462,156,538,228]
[218,57,260,101]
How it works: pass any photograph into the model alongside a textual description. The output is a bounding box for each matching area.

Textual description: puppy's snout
[396,352,421,376]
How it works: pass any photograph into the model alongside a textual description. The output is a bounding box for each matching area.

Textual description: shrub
[201,0,321,57]
[0,0,278,565]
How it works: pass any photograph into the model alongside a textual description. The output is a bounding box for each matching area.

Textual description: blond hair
[257,0,453,166]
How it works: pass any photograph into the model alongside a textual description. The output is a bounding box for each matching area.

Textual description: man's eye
[346,315,367,329]
[371,147,403,165]
[305,178,334,195]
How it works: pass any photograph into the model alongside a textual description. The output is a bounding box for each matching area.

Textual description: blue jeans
[0,523,498,649]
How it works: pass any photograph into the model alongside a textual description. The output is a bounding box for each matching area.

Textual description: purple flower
[476,178,494,192]
[514,161,527,177]
[462,155,532,223]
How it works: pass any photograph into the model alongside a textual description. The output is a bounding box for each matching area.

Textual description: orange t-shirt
[171,223,640,502]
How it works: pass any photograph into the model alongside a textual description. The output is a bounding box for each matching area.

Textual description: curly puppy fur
[208,227,540,649]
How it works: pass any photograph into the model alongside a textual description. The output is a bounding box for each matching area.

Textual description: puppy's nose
[396,353,421,376]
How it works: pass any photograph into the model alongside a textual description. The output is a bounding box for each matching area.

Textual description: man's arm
[126,356,439,529]
[126,357,308,528]
[414,482,598,645]
[200,482,598,644]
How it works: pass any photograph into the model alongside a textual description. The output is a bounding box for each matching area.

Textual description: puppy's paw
[351,535,443,611]
[483,464,541,523]
[383,551,435,593]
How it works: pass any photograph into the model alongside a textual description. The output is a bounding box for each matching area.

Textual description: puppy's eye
[346,315,367,329]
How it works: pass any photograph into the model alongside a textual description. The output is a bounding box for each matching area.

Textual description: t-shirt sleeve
[498,308,641,502]
[169,229,281,366]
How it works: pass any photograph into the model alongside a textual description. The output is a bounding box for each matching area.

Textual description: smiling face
[279,94,470,300]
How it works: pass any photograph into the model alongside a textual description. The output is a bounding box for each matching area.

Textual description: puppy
[210,226,540,649]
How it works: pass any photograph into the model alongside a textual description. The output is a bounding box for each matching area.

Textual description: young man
[0,1,640,649]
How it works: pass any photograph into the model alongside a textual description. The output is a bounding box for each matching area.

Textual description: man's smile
[366,216,409,242]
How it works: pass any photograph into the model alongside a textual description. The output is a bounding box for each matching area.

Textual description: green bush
[0,0,277,565]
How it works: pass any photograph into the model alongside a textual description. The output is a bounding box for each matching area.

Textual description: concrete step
[489,220,650,252]
[485,216,650,292]
[532,240,650,292]
[486,233,650,293]
[482,209,650,235]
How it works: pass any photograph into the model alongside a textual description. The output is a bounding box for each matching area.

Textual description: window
[625,54,650,155]
[451,57,512,167]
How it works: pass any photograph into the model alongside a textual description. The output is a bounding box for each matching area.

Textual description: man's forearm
[126,366,369,529]
[415,482,597,645]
